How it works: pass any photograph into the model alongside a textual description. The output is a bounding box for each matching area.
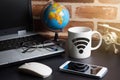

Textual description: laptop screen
[0,0,33,36]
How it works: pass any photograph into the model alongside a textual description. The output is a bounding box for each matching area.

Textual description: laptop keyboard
[0,34,65,66]
[0,34,45,51]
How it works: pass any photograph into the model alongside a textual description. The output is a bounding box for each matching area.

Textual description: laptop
[0,0,64,66]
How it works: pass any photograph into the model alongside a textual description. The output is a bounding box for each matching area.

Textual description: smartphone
[59,61,108,79]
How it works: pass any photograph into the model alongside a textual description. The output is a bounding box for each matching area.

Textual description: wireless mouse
[18,62,52,78]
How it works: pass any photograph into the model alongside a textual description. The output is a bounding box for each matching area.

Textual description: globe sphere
[43,2,70,31]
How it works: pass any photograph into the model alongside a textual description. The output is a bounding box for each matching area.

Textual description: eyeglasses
[21,41,58,53]
[21,41,38,53]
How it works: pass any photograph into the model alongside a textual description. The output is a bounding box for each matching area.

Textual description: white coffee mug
[68,27,102,59]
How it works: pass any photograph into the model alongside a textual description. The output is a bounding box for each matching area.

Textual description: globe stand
[43,31,65,48]
[54,32,58,42]
[52,31,65,47]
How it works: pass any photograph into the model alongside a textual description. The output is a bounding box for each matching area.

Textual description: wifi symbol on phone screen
[72,38,90,54]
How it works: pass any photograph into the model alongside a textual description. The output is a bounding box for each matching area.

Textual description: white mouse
[18,62,52,78]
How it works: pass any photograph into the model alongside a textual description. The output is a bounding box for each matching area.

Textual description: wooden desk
[0,45,120,80]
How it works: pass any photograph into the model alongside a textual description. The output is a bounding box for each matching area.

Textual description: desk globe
[43,2,70,42]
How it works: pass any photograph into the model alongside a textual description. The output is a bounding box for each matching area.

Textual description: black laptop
[0,0,64,66]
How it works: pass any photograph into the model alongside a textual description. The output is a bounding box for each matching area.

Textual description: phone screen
[60,61,108,78]
[63,61,102,75]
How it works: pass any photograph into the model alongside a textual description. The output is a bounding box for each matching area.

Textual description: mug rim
[68,27,92,33]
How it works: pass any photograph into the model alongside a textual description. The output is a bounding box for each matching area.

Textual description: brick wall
[32,0,120,39]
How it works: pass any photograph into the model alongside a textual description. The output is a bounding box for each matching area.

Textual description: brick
[54,0,94,3]
[99,0,120,4]
[32,0,49,1]
[34,21,94,33]
[32,4,45,18]
[33,20,94,39]
[75,6,117,20]
[64,21,94,32]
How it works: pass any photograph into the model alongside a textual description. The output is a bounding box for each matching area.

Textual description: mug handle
[91,31,102,50]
